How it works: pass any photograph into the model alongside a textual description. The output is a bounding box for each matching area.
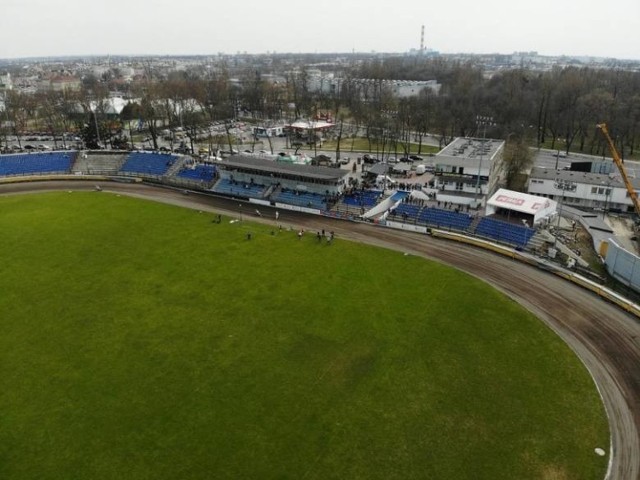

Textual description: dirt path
[3,180,639,479]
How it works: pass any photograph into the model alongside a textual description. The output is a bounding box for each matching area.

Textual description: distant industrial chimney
[420,25,425,55]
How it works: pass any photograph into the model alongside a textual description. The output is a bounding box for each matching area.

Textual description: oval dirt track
[3,180,639,479]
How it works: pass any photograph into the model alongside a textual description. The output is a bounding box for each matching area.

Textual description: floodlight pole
[556,184,566,229]
[91,100,101,149]
[474,116,493,206]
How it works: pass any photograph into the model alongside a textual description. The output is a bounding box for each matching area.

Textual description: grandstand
[212,178,268,199]
[342,190,382,208]
[119,152,177,176]
[389,203,474,232]
[0,151,75,177]
[474,216,535,247]
[391,203,422,221]
[273,189,327,210]
[177,164,216,183]
[419,207,473,231]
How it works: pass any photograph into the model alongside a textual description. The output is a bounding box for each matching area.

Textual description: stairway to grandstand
[212,178,268,198]
[165,156,187,177]
[526,230,554,254]
[71,152,126,175]
[474,217,536,247]
[0,151,75,177]
[273,189,327,210]
[119,152,177,176]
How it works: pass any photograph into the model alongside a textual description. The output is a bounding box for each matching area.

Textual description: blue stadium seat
[475,217,535,247]
[120,152,176,176]
[0,152,74,176]
[390,203,422,221]
[212,179,267,198]
[343,190,382,207]
[419,207,473,231]
[177,164,216,182]
[274,189,326,209]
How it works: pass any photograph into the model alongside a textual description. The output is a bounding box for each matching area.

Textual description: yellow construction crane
[596,123,640,218]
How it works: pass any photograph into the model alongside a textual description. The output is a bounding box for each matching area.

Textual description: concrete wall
[605,239,640,293]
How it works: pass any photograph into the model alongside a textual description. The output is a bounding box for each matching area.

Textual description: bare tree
[502,136,534,191]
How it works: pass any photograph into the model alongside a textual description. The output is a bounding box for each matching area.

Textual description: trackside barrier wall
[431,229,640,317]
[274,203,321,215]
[249,198,271,207]
[385,220,428,235]
[0,174,113,184]
[604,239,640,294]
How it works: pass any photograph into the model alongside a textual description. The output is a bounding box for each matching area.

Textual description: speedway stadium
[0,149,639,479]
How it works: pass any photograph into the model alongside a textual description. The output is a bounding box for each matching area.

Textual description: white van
[415,164,434,175]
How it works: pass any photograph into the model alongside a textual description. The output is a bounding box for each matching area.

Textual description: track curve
[3,180,639,479]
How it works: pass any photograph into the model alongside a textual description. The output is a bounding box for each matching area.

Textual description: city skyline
[1,0,639,61]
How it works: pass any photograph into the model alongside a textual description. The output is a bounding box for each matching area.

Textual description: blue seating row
[212,179,267,198]
[390,204,472,232]
[274,190,326,210]
[343,190,382,207]
[419,208,473,231]
[391,203,421,218]
[177,164,216,182]
[475,217,535,247]
[0,152,74,176]
[120,152,177,176]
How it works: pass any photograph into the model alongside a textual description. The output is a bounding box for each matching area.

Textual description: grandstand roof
[437,137,504,164]
[219,155,348,181]
[367,163,390,175]
[487,188,557,222]
[530,166,636,188]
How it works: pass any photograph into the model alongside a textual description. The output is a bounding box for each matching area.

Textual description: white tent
[486,188,557,225]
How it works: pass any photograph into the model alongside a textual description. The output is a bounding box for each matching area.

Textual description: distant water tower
[420,25,425,55]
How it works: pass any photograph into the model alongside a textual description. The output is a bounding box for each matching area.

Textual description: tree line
[1,57,639,160]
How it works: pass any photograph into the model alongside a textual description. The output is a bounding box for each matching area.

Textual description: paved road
[2,180,639,479]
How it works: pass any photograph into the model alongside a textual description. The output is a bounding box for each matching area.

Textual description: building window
[592,186,612,195]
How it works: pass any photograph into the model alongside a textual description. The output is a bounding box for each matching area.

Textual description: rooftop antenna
[420,25,425,55]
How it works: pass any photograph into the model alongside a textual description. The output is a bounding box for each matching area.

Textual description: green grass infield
[0,192,608,479]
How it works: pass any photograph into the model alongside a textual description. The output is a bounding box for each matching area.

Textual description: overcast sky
[1,0,639,60]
